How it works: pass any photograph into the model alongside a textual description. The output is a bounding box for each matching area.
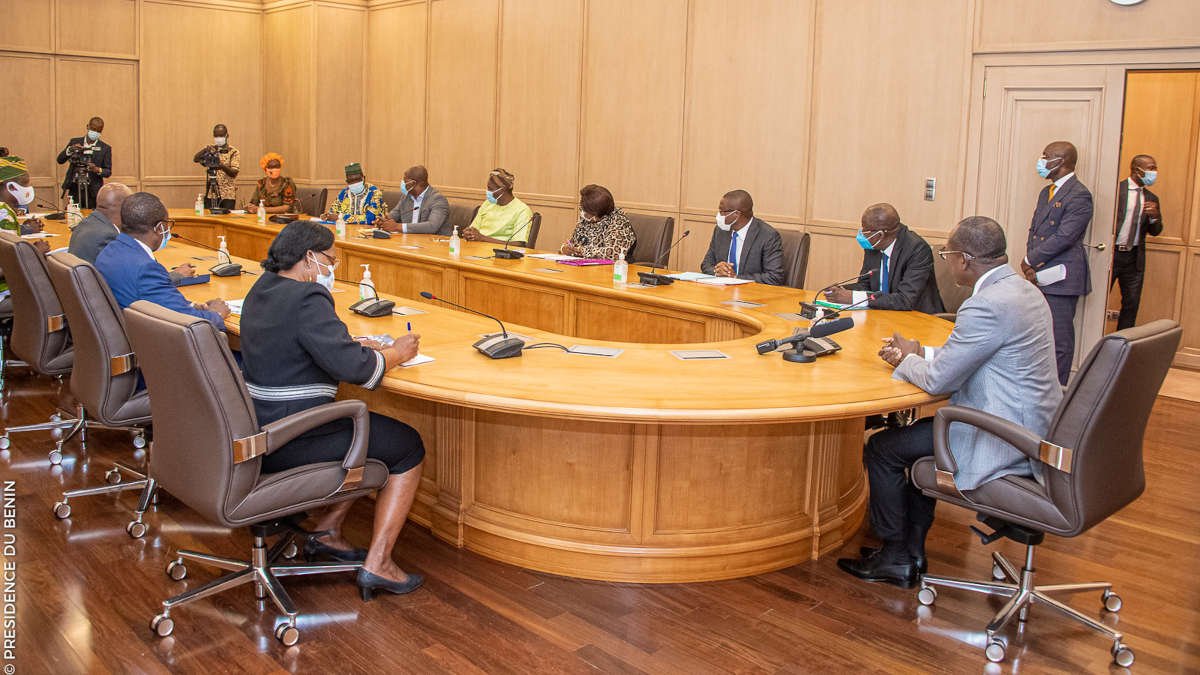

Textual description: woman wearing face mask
[323,162,387,225]
[559,184,635,261]
[461,168,533,244]
[240,220,427,599]
[243,152,297,215]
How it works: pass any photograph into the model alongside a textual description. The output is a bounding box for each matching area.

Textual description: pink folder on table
[557,258,613,266]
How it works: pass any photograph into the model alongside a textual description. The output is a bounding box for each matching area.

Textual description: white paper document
[226,299,245,315]
[400,353,434,368]
[526,253,578,261]
[667,272,715,282]
[696,276,752,286]
[1035,264,1067,287]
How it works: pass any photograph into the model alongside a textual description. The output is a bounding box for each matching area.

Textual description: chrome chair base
[150,530,360,646]
[1,403,147,465]
[917,546,1134,666]
[53,463,156,539]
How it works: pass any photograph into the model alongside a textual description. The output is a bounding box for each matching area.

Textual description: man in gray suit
[838,216,1061,588]
[699,189,784,285]
[379,165,450,235]
[68,182,131,263]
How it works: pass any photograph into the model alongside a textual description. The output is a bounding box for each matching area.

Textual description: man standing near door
[1110,154,1163,330]
[1022,140,1093,385]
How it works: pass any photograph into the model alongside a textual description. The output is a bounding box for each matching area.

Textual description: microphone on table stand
[419,291,525,359]
[636,230,691,286]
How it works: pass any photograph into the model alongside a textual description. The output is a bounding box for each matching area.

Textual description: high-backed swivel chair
[123,301,389,646]
[626,213,674,265]
[295,187,327,216]
[911,320,1181,667]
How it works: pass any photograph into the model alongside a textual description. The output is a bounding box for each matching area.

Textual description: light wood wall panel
[977,0,1200,53]
[683,0,812,220]
[56,0,137,58]
[54,58,139,188]
[264,5,314,181]
[580,0,687,210]
[809,0,971,235]
[0,0,53,53]
[427,0,498,192]
[1180,251,1200,354]
[496,0,582,200]
[313,4,366,183]
[366,2,427,185]
[0,54,57,187]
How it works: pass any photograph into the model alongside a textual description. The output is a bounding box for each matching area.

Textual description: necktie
[728,231,739,275]
[1130,187,1143,246]
[1048,184,1056,202]
[880,253,889,293]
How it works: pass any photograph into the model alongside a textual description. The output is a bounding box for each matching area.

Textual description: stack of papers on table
[696,276,752,286]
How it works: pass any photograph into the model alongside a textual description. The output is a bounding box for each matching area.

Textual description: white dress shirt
[728,220,753,271]
[400,187,427,234]
[1115,177,1144,248]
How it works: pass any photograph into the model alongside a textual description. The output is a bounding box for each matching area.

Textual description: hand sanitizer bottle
[217,235,230,264]
[195,193,204,216]
[257,199,266,225]
[613,257,628,286]
[359,264,375,300]
[449,226,461,257]
[335,213,347,239]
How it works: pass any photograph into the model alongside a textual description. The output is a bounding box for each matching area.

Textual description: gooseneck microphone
[814,269,873,302]
[337,278,395,317]
[419,291,525,359]
[169,232,244,276]
[799,270,874,318]
[33,196,66,220]
[493,216,534,260]
[637,229,691,286]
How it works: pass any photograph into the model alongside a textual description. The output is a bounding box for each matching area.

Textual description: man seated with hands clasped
[837,216,1061,588]
[699,189,784,285]
[378,165,450,235]
[825,203,944,313]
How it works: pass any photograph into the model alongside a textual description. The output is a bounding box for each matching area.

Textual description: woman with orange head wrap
[243,152,297,215]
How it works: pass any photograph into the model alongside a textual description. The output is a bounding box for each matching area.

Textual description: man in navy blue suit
[95,192,230,330]
[1021,141,1093,385]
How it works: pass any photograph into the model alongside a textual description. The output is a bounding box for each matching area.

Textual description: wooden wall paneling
[1135,246,1186,325]
[676,215,714,273]
[797,230,868,293]
[521,202,575,254]
[0,53,57,191]
[426,0,499,192]
[1191,74,1200,247]
[140,1,265,191]
[365,1,427,186]
[1178,250,1200,356]
[495,0,583,201]
[55,0,138,59]
[1118,71,1199,244]
[808,0,972,234]
[579,0,687,209]
[54,57,139,189]
[263,5,315,182]
[682,0,812,219]
[313,4,366,184]
[0,0,53,53]
[976,0,1200,54]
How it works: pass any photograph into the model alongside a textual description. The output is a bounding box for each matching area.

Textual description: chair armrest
[257,399,369,471]
[932,405,1044,477]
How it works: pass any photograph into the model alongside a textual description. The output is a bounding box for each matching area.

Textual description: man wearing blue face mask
[825,203,944,313]
[379,165,450,234]
[95,192,229,330]
[1110,154,1163,330]
[1022,140,1093,385]
[324,162,388,225]
[56,117,112,209]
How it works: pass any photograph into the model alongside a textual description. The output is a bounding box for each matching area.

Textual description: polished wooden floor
[1,371,1196,674]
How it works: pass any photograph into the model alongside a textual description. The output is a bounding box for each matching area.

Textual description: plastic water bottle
[194,193,204,216]
[66,197,80,228]
[359,264,375,300]
[449,226,461,257]
[257,200,266,225]
[613,257,628,286]
[335,213,346,239]
[217,235,230,264]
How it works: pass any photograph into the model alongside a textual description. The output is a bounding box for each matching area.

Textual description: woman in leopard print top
[559,184,636,261]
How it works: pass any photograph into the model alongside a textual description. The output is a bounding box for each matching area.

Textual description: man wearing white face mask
[324,162,388,225]
[699,189,784,285]
[56,116,112,209]
[1110,154,1163,331]
[0,155,46,236]
[95,192,230,330]
[193,123,241,210]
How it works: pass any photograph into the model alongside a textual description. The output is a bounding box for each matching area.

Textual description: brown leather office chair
[778,229,811,289]
[626,213,674,265]
[123,300,389,646]
[446,203,479,236]
[932,254,971,322]
[911,320,1181,667]
[381,189,401,214]
[513,212,541,249]
[0,289,23,390]
[45,252,154,534]
[295,187,328,216]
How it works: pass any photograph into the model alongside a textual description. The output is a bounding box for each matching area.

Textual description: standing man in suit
[56,117,112,209]
[1022,141,1093,385]
[1111,154,1163,330]
[700,189,784,285]
[837,216,1061,587]
[824,203,944,313]
[379,165,450,235]
[95,192,229,330]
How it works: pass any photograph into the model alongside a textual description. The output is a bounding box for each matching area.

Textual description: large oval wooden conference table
[121,211,953,582]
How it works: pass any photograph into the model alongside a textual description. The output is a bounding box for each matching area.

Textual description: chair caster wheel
[53,501,71,519]
[917,586,937,606]
[126,520,148,539]
[50,414,62,423]
[150,614,174,637]
[166,560,187,580]
[274,622,300,646]
[1103,590,1123,613]
[48,448,63,465]
[1112,642,1134,667]
[132,434,147,449]
[105,468,122,485]
[985,637,1006,663]
[0,436,9,450]
[992,563,1006,581]
[282,542,299,560]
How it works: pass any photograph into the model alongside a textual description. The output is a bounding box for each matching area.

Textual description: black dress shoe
[859,546,927,574]
[356,568,424,601]
[837,550,920,588]
[303,533,367,562]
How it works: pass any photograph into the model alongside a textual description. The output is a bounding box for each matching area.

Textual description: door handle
[1086,242,1107,251]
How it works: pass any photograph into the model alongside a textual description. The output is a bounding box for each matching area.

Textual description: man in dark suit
[68,182,130,264]
[1110,154,1163,330]
[700,189,784,285]
[824,203,944,313]
[56,117,112,209]
[1021,140,1094,385]
[379,165,451,235]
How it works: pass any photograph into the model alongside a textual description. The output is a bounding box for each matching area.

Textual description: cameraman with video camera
[55,116,112,209]
[192,123,240,211]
